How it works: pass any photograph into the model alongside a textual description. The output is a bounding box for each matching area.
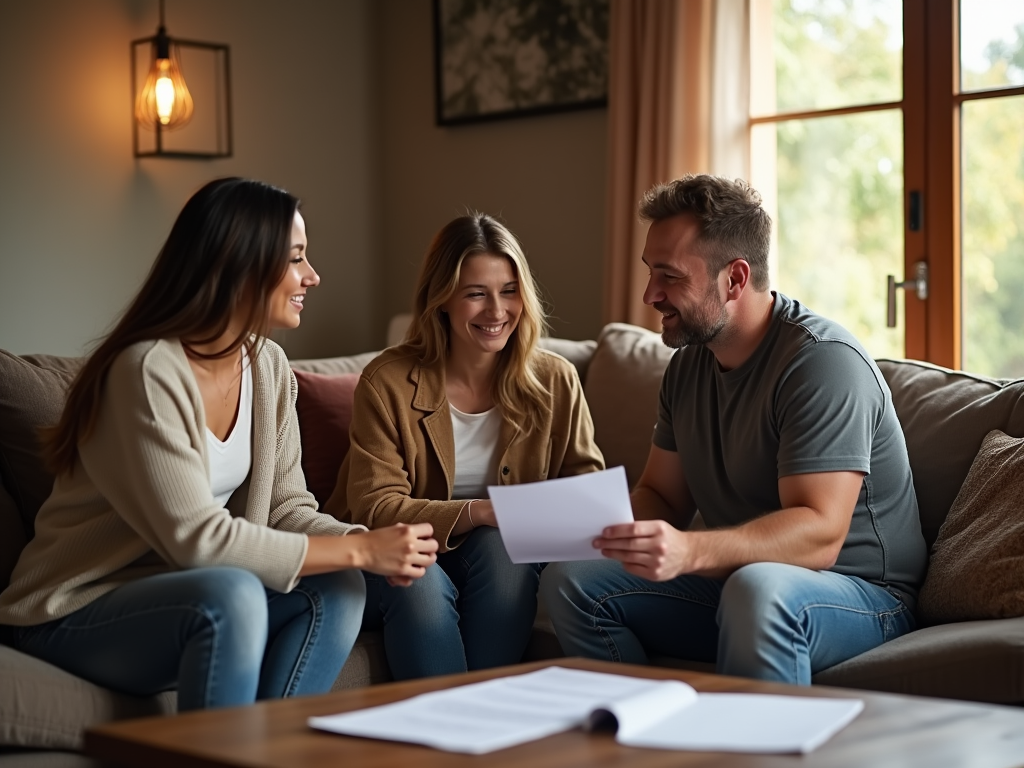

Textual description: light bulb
[135,30,194,130]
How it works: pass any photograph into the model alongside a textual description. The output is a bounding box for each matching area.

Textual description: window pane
[960,0,1024,92]
[763,0,902,116]
[961,95,1024,377]
[757,109,905,359]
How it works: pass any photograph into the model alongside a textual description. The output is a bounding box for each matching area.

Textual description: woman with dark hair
[0,177,437,709]
[324,212,604,679]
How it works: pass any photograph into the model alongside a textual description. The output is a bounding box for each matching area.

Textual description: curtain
[603,0,750,329]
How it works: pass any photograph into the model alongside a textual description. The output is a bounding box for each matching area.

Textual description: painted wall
[374,0,607,342]
[0,0,608,358]
[0,0,378,359]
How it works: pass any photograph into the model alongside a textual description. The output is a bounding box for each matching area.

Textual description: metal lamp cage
[130,35,233,159]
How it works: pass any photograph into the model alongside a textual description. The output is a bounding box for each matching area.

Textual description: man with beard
[539,174,927,684]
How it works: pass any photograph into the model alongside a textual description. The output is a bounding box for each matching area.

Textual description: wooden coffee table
[86,657,1024,768]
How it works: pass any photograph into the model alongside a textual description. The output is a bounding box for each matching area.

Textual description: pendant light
[134,0,194,131]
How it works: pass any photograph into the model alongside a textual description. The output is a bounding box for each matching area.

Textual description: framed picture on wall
[433,0,609,126]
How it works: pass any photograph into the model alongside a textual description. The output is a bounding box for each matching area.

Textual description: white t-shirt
[206,355,253,508]
[449,404,502,500]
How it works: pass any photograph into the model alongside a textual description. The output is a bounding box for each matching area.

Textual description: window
[750,0,1024,374]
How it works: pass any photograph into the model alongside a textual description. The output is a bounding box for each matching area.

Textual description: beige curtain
[603,0,750,329]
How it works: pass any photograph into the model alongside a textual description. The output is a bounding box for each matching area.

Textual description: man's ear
[724,258,751,298]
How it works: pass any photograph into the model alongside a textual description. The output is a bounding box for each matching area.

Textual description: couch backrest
[289,337,599,381]
[581,324,674,488]
[0,350,84,590]
[877,359,1024,550]
[7,335,1005,593]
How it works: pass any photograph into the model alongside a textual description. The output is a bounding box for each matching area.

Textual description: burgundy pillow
[292,369,359,506]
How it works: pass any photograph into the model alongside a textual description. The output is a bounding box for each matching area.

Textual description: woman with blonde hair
[325,212,604,679]
[0,177,437,709]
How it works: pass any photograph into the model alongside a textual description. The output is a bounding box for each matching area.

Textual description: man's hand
[594,520,692,581]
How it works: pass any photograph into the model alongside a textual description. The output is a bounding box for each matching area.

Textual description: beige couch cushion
[0,646,174,750]
[916,430,1024,624]
[814,616,1024,703]
[876,359,1024,549]
[289,350,382,376]
[538,337,597,383]
[583,323,674,488]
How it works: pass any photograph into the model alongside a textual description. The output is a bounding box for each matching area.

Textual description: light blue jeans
[363,527,543,680]
[5,566,365,710]
[539,560,915,684]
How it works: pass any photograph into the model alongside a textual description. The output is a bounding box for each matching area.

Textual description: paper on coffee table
[488,465,634,563]
[308,666,864,755]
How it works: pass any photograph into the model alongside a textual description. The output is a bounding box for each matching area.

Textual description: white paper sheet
[308,666,864,755]
[488,465,634,563]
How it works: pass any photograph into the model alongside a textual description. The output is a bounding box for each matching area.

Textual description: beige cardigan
[324,345,605,551]
[0,339,361,626]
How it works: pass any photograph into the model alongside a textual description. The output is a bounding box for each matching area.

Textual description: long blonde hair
[404,212,551,425]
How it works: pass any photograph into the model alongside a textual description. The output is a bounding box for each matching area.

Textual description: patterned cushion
[917,430,1024,624]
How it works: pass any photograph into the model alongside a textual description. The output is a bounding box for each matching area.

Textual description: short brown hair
[639,174,771,291]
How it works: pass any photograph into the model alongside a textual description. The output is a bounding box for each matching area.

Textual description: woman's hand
[301,523,438,582]
[451,499,498,535]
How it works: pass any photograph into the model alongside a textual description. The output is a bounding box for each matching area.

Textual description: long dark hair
[45,177,299,475]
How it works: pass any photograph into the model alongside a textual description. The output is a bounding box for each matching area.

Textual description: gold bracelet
[467,500,476,527]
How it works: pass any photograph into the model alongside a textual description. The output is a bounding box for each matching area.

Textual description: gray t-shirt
[653,292,927,605]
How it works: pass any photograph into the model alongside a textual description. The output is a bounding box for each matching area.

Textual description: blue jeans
[5,566,365,710]
[539,560,915,684]
[363,527,543,680]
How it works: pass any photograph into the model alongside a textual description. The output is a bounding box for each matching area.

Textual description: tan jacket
[324,345,605,551]
[0,339,361,626]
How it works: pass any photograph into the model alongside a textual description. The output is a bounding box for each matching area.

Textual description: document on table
[488,465,633,563]
[308,666,864,755]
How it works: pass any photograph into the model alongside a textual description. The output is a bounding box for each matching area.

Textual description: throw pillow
[292,369,360,506]
[0,350,81,534]
[917,429,1024,624]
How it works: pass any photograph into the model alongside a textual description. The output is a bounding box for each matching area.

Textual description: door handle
[887,261,928,328]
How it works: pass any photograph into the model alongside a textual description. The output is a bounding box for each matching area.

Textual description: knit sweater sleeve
[79,343,309,593]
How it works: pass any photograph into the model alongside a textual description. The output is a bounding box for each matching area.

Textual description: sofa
[3,321,1024,766]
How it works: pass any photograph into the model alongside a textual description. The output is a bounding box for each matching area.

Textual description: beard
[657,282,728,349]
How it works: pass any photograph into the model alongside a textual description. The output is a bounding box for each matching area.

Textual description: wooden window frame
[753,0,1024,369]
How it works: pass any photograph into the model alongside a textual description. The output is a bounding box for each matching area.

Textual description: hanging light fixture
[130,0,232,158]
[134,0,194,130]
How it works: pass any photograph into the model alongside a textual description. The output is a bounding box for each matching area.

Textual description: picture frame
[433,0,609,126]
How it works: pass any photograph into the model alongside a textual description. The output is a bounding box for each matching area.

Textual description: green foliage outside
[772,0,905,359]
[961,21,1024,377]
[772,2,1024,375]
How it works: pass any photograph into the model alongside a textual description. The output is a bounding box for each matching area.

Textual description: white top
[450,404,502,500]
[207,354,253,507]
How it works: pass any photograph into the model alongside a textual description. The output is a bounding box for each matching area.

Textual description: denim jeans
[363,526,543,680]
[539,559,915,684]
[5,566,365,710]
